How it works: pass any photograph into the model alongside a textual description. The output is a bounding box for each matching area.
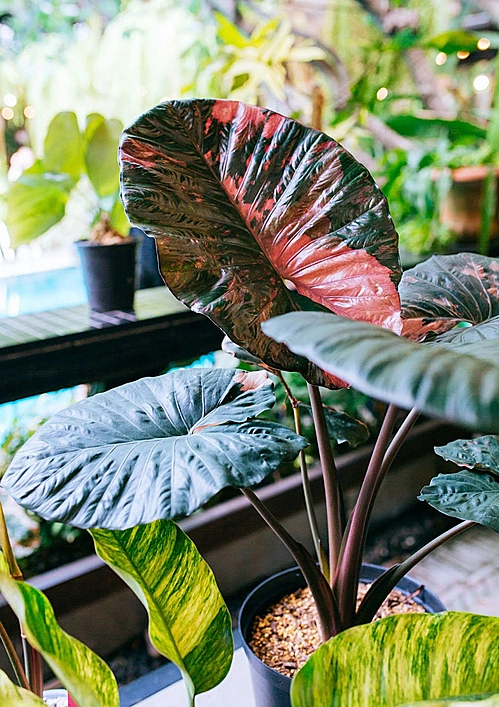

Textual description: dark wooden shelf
[0,287,224,404]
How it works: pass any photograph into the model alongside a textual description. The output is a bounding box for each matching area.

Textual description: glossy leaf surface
[92,519,232,704]
[400,254,499,341]
[3,369,306,529]
[120,99,402,387]
[0,671,45,707]
[263,311,499,432]
[419,471,499,531]
[435,435,499,473]
[0,554,119,707]
[291,612,499,707]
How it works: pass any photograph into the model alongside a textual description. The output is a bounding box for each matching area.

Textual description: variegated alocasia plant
[4,98,499,706]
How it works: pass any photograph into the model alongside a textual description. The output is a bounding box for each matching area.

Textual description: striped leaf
[291,612,499,707]
[262,312,499,432]
[0,554,119,707]
[0,671,45,707]
[399,697,499,706]
[119,99,402,389]
[400,254,499,342]
[91,519,232,706]
[419,471,499,531]
[3,369,306,530]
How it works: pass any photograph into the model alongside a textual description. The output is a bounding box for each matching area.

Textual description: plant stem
[356,520,475,624]
[307,384,344,585]
[22,639,43,697]
[276,372,323,566]
[0,621,29,690]
[336,403,400,627]
[0,503,23,580]
[241,488,341,639]
[0,501,43,695]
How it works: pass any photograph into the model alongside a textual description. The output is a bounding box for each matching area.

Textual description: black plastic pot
[239,564,446,707]
[76,238,140,313]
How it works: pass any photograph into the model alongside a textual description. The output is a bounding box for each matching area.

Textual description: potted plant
[6,111,139,312]
[3,100,499,706]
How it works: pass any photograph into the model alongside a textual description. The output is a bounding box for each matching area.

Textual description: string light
[457,50,470,60]
[474,75,490,91]
[376,87,388,101]
[23,106,36,119]
[435,52,447,66]
[477,37,491,51]
[3,93,16,107]
[1,107,14,120]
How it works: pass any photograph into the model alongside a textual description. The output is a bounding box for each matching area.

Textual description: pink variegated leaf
[119,99,401,387]
[401,254,499,343]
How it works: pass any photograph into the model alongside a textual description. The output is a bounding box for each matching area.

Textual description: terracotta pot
[239,564,445,707]
[440,165,499,241]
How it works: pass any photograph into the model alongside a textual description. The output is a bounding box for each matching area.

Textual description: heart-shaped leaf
[291,612,499,707]
[262,311,499,432]
[400,254,499,342]
[44,111,85,181]
[119,99,402,388]
[92,519,232,706]
[0,554,119,707]
[3,369,306,530]
[419,471,499,531]
[0,671,45,707]
[435,436,499,473]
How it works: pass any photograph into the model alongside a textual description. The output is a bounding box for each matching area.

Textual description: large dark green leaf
[400,254,499,342]
[291,612,499,707]
[0,554,119,707]
[419,471,499,531]
[3,369,306,529]
[92,520,232,706]
[262,311,499,432]
[119,99,402,388]
[435,436,499,473]
[385,115,486,143]
[0,671,45,706]
[85,114,123,199]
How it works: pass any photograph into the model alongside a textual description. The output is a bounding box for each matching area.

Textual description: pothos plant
[2,100,499,706]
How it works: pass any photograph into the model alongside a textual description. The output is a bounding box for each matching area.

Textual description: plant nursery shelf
[0,286,224,404]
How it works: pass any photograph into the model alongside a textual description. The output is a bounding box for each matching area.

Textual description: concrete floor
[134,525,499,707]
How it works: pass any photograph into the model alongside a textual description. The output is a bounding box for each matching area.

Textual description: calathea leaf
[435,435,499,473]
[400,254,499,342]
[3,369,306,530]
[119,99,402,389]
[0,554,119,707]
[419,471,499,531]
[92,519,232,706]
[262,311,499,432]
[291,612,499,707]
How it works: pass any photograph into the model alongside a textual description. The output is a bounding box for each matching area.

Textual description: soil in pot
[249,582,425,678]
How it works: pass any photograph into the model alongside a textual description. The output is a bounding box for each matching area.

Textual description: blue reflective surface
[0,267,86,319]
